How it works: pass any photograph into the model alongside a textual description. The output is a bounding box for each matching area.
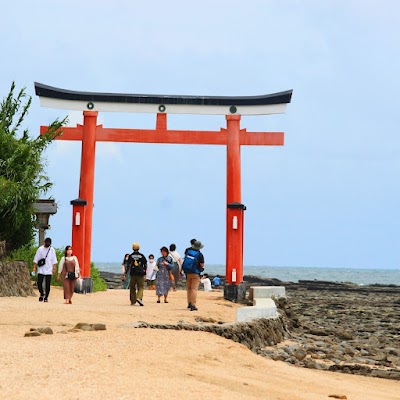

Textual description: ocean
[94,263,400,286]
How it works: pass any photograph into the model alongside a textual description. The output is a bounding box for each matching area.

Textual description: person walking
[146,254,157,290]
[155,246,174,303]
[57,245,80,304]
[184,238,197,255]
[182,240,205,311]
[124,242,147,306]
[32,237,58,302]
[169,243,183,291]
[121,253,130,289]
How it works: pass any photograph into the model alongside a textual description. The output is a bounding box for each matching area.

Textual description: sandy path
[0,287,398,400]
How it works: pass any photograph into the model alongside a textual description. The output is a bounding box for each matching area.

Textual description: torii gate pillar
[70,198,87,276]
[78,111,97,277]
[226,115,244,284]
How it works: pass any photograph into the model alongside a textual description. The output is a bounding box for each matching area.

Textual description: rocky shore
[99,271,400,380]
[263,280,400,380]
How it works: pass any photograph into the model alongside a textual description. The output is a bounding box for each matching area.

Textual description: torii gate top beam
[34,82,292,116]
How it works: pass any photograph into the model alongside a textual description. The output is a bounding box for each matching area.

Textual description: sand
[0,287,398,400]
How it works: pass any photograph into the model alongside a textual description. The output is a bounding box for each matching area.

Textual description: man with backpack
[181,240,205,311]
[124,242,147,306]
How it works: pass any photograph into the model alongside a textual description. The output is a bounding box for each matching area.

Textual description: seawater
[93,262,400,286]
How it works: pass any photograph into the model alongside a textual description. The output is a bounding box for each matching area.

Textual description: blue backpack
[182,249,201,274]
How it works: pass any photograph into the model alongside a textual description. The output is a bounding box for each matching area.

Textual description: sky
[1,0,399,268]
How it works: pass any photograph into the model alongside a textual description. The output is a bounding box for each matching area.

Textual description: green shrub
[91,263,107,292]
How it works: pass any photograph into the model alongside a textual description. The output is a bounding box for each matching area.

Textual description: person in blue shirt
[212,275,222,289]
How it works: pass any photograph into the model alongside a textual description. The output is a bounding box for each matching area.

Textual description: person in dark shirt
[184,238,197,256]
[124,242,147,306]
[121,253,130,289]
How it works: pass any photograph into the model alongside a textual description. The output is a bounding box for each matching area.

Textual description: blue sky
[1,0,399,268]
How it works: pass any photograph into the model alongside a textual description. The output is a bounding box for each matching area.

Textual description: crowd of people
[121,239,219,311]
[32,237,223,311]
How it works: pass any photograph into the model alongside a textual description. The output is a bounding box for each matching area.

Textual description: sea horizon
[93,262,400,286]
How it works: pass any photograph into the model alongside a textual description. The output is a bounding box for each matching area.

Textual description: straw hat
[191,240,204,250]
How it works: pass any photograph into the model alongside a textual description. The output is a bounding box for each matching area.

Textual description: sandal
[157,300,160,303]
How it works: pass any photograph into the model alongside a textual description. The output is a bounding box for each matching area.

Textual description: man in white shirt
[200,273,212,291]
[32,237,58,302]
[146,254,157,290]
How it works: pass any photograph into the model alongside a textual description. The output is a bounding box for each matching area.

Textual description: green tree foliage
[0,82,67,251]
[90,263,107,292]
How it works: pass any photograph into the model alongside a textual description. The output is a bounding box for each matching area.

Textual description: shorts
[146,279,155,286]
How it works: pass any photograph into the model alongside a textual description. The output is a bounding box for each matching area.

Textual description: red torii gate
[35,83,292,286]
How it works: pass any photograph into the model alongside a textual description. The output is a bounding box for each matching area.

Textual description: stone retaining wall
[132,298,293,351]
[0,261,35,297]
[133,316,289,351]
[0,241,6,258]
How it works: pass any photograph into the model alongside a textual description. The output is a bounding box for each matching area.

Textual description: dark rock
[74,323,105,331]
[263,281,400,380]
[80,325,95,331]
[38,327,53,335]
[25,331,41,337]
[304,360,320,369]
[308,329,329,336]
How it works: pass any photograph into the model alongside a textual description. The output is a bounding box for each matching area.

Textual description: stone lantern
[33,199,57,246]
